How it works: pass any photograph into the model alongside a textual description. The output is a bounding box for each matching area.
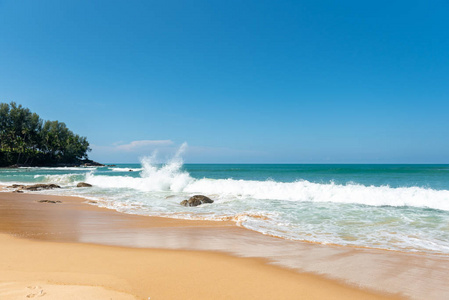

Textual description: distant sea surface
[1,161,449,254]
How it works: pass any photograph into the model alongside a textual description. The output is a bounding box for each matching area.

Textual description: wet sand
[0,191,446,299]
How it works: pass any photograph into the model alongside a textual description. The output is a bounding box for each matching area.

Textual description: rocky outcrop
[77,182,92,187]
[8,184,24,189]
[82,160,104,167]
[180,195,214,207]
[8,183,61,192]
[23,184,60,191]
[5,164,25,168]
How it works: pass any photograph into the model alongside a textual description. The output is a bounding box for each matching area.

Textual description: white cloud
[115,140,174,152]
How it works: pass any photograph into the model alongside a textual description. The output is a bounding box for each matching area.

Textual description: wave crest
[81,150,449,211]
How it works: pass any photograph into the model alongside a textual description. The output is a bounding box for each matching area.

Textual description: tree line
[0,102,91,167]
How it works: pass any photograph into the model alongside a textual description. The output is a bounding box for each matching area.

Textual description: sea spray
[86,143,194,192]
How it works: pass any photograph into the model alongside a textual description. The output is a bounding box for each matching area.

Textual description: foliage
[0,102,91,166]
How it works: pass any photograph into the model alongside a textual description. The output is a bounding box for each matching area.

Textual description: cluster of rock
[7,182,93,193]
[4,164,28,168]
[180,195,214,207]
[82,162,104,167]
[8,183,61,192]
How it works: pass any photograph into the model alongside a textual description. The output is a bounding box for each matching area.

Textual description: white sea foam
[82,156,449,211]
[186,179,449,211]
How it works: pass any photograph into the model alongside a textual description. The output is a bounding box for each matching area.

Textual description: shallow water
[1,159,449,254]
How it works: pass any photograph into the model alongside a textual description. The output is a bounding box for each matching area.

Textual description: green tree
[0,102,91,166]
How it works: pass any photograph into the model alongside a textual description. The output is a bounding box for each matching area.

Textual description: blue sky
[1,0,448,163]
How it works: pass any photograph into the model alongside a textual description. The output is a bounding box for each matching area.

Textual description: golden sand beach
[0,190,444,299]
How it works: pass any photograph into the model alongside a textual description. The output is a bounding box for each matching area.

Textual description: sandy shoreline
[0,191,446,299]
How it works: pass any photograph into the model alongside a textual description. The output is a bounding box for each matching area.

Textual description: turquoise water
[1,162,449,254]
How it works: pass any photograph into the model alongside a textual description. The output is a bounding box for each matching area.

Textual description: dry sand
[0,191,410,299]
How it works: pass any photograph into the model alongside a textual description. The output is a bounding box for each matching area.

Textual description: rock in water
[180,195,214,207]
[22,184,61,191]
[7,184,60,191]
[82,161,104,167]
[7,184,25,189]
[77,182,92,187]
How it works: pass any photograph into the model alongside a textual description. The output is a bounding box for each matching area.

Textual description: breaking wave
[80,146,449,212]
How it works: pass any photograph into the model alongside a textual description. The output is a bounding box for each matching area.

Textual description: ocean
[1,156,449,255]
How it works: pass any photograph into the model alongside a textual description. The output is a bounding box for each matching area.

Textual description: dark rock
[129,169,133,172]
[7,183,60,191]
[6,164,21,168]
[77,182,92,187]
[22,184,61,191]
[38,200,61,204]
[13,190,24,193]
[180,195,214,207]
[88,200,97,204]
[83,161,105,167]
[7,183,61,193]
[7,184,25,189]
